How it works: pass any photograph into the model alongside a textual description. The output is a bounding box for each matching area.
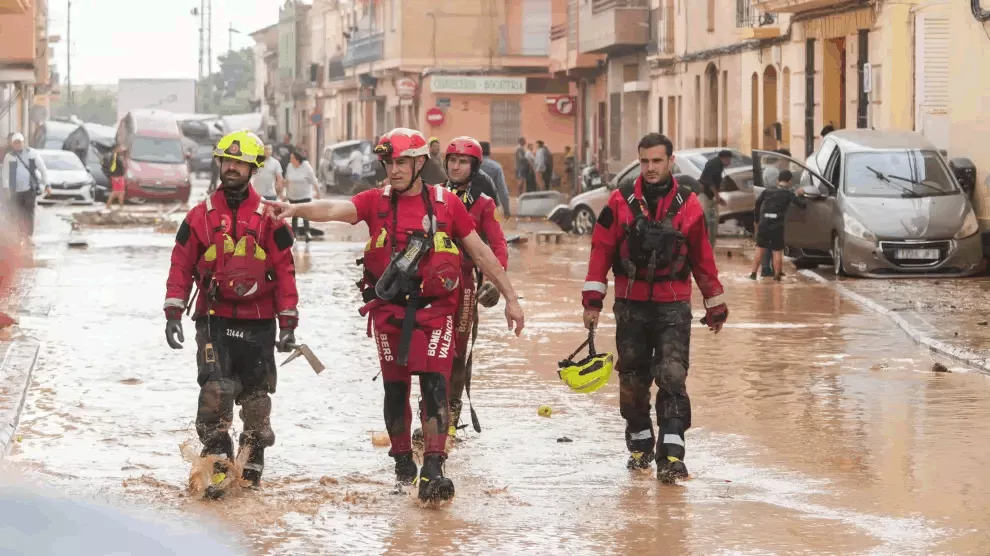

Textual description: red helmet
[374,128,429,160]
[445,136,483,161]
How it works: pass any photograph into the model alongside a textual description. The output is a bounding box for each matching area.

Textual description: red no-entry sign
[426,107,445,127]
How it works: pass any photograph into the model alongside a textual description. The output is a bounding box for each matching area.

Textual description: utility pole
[207,0,212,77]
[66,0,72,110]
[197,0,204,80]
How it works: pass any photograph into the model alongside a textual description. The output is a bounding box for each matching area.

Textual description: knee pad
[239,394,275,448]
[418,373,448,419]
[657,360,687,392]
[196,380,236,432]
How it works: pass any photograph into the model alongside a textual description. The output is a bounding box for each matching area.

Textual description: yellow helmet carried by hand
[557,330,614,394]
[214,130,266,168]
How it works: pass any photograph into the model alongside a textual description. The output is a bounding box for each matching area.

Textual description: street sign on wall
[426,107,445,127]
[430,76,526,95]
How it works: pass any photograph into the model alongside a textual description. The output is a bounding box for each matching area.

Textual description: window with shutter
[915,15,949,149]
[490,100,522,147]
[609,93,621,159]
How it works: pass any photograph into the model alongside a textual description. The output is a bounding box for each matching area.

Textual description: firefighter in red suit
[581,133,728,484]
[163,130,299,499]
[263,128,524,503]
[413,137,509,442]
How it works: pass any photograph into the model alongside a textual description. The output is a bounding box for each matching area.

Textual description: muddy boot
[204,460,233,500]
[241,446,264,488]
[416,454,455,503]
[626,451,655,470]
[749,272,757,280]
[448,399,463,438]
[656,456,689,484]
[393,453,418,486]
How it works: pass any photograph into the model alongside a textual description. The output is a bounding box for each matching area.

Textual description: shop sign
[430,76,525,95]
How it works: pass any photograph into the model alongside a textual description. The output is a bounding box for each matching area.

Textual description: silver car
[752,129,983,277]
[549,148,756,235]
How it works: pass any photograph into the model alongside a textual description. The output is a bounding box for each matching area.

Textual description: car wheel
[571,206,596,235]
[832,235,849,277]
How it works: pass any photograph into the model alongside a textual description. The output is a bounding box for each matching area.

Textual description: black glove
[165,319,184,349]
[477,282,500,308]
[277,328,296,353]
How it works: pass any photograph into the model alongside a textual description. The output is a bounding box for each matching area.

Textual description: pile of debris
[71,204,182,233]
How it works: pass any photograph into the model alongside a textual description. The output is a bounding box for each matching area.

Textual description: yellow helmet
[214,130,266,168]
[557,331,614,394]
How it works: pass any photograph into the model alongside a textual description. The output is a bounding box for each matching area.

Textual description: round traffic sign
[555,97,574,115]
[425,107,445,127]
[310,113,323,126]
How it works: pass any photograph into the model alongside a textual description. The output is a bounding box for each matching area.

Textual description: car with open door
[752,129,983,277]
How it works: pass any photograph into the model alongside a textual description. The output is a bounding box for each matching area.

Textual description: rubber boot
[627,451,654,470]
[393,453,418,486]
[204,460,233,500]
[241,445,264,488]
[656,456,689,484]
[416,454,455,502]
[202,434,234,500]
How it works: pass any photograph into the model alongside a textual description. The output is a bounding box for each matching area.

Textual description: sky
[47,0,285,85]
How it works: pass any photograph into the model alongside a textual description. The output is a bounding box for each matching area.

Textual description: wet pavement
[6,190,990,554]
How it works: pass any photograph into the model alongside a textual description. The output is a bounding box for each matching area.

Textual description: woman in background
[284,150,322,242]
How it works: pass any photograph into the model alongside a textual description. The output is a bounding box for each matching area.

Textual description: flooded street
[7,196,990,554]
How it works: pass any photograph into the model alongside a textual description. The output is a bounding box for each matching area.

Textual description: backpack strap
[664,184,693,221]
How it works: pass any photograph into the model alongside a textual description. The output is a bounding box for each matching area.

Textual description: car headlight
[844,214,876,241]
[955,210,979,239]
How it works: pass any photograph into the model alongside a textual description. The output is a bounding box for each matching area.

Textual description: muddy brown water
[5,206,990,554]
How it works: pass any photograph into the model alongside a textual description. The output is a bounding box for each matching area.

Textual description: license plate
[591,177,602,186]
[895,248,939,260]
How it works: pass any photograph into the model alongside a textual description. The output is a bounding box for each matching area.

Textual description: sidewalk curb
[0,341,40,460]
[799,269,990,372]
[0,215,70,460]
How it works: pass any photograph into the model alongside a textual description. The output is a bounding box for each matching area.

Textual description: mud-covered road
[5,190,990,555]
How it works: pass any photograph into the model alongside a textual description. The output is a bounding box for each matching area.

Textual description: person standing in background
[274,132,294,178]
[514,137,531,193]
[1,133,47,244]
[759,149,791,277]
[284,151,322,242]
[104,145,128,210]
[536,140,554,191]
[478,141,511,218]
[525,143,538,192]
[563,145,575,195]
[697,150,732,248]
[252,145,284,202]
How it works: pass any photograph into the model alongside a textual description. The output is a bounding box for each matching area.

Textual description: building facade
[298,0,573,191]
[276,0,312,149]
[0,0,52,143]
[249,24,279,142]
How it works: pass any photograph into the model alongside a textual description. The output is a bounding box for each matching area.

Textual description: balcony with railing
[647,2,675,61]
[549,20,603,75]
[579,0,650,55]
[342,32,384,68]
[736,0,781,39]
[750,0,839,14]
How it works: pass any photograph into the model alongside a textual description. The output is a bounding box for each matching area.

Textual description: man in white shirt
[1,133,48,242]
[252,145,284,201]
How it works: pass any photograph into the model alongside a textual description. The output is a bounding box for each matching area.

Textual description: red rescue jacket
[164,187,299,324]
[359,184,467,332]
[449,185,508,277]
[582,175,724,310]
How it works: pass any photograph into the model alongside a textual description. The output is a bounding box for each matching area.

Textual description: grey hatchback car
[752,130,983,277]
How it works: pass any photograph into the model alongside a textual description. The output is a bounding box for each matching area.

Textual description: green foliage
[198,47,256,115]
[50,86,117,125]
